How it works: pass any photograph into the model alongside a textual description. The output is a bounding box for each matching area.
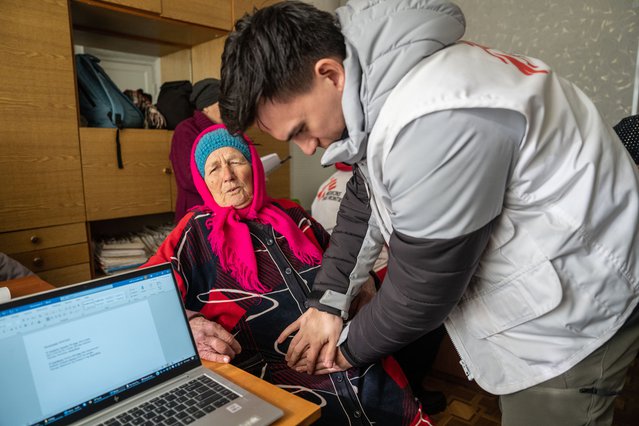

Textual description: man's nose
[295,137,317,155]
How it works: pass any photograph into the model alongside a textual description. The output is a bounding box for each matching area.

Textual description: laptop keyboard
[97,375,240,426]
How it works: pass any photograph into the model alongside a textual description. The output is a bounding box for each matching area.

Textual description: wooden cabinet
[80,129,175,220]
[0,0,86,233]
[0,0,90,286]
[97,0,162,13]
[94,0,233,29]
[0,223,88,254]
[70,0,227,57]
[39,264,93,287]
[163,0,232,30]
[0,224,91,287]
[11,244,90,276]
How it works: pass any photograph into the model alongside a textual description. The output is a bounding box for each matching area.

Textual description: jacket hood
[321,0,465,165]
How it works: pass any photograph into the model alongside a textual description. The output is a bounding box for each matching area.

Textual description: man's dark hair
[220,1,346,134]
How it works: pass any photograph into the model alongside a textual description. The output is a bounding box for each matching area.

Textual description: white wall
[455,0,638,126]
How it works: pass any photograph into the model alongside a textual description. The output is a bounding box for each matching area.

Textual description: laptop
[0,263,283,426]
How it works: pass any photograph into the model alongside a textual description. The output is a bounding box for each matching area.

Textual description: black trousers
[393,324,446,391]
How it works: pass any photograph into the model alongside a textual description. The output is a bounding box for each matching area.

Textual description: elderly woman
[145,125,430,425]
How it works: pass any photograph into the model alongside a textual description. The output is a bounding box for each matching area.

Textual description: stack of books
[95,224,174,275]
[96,236,148,275]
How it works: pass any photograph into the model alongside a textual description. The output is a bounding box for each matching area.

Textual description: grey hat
[190,78,221,111]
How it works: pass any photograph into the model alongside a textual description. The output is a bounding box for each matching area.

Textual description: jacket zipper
[447,329,475,381]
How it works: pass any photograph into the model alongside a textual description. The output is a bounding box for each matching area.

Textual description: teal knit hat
[195,128,252,177]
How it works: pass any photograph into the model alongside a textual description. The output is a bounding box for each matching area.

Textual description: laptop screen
[0,264,200,426]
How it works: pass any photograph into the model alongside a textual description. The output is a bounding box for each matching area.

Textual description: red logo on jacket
[316,177,338,200]
[462,41,549,76]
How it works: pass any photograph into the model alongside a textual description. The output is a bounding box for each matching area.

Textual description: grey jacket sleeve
[341,224,492,365]
[307,166,380,318]
[340,108,526,365]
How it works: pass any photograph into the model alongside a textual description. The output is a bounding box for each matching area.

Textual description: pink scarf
[190,124,323,292]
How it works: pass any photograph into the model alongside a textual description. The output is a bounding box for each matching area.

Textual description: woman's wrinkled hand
[310,347,353,375]
[189,316,242,363]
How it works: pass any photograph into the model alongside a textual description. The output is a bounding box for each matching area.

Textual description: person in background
[0,252,34,282]
[313,163,364,229]
[614,114,639,164]
[312,162,447,414]
[170,78,223,222]
[145,125,430,425]
[218,1,639,425]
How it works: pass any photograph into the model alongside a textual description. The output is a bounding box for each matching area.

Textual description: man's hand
[277,307,343,374]
[189,316,242,363]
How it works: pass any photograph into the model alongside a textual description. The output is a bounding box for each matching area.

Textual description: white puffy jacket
[365,41,639,394]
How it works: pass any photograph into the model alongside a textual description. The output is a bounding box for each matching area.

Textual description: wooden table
[2,274,55,298]
[2,275,321,426]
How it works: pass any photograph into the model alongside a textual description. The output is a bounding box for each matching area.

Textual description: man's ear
[314,58,345,92]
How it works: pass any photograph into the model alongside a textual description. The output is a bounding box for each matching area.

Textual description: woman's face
[203,147,253,208]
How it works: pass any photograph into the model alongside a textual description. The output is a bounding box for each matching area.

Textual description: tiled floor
[424,373,500,426]
[423,354,639,426]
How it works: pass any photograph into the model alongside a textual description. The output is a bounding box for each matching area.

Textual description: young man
[219,1,639,424]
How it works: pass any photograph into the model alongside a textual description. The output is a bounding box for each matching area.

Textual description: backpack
[75,54,144,129]
[155,80,194,130]
[75,54,145,168]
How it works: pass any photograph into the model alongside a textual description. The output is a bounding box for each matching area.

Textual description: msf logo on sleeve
[316,177,339,201]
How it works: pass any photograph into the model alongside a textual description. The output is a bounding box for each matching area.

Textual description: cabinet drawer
[80,128,174,220]
[10,243,90,273]
[0,223,87,254]
[38,263,93,287]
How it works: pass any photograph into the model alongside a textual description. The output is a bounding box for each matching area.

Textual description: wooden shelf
[70,0,227,56]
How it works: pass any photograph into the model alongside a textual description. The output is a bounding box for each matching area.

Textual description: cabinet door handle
[30,235,40,244]
[33,257,43,267]
[163,167,172,175]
